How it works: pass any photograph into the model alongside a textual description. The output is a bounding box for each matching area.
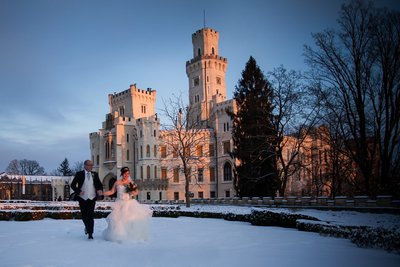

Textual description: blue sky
[0,0,398,173]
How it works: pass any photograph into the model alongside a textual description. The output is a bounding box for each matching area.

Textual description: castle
[90,28,236,202]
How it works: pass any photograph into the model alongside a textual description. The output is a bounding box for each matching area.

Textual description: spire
[203,10,206,29]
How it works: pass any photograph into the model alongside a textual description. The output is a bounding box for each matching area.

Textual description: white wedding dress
[103,184,152,242]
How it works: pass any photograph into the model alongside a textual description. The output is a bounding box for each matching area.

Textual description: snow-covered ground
[0,217,399,267]
[0,203,399,267]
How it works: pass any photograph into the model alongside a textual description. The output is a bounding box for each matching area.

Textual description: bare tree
[304,1,400,196]
[6,159,20,174]
[6,159,45,175]
[71,161,84,175]
[160,93,211,207]
[369,7,400,196]
[268,66,319,196]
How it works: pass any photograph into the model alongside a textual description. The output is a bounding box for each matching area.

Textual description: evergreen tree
[229,56,279,197]
[57,158,73,176]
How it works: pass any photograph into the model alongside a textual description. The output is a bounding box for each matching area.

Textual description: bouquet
[125,182,138,193]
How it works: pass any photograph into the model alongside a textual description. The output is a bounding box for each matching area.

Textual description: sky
[0,0,399,173]
[0,204,399,266]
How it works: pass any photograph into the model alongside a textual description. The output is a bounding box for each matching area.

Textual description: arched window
[223,162,232,181]
[154,145,157,157]
[154,166,158,179]
[111,141,114,158]
[105,141,110,159]
[146,145,150,157]
[147,165,151,179]
[212,47,215,54]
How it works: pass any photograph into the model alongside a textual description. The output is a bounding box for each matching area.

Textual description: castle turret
[186,28,228,125]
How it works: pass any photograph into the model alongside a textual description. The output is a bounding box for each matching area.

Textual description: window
[198,191,204,199]
[119,106,125,116]
[223,162,232,181]
[147,192,151,200]
[210,191,216,198]
[140,146,143,158]
[141,105,147,114]
[174,192,179,201]
[154,145,157,157]
[96,155,99,165]
[146,145,150,157]
[161,146,167,158]
[223,141,231,155]
[225,190,230,198]
[223,122,230,132]
[140,166,143,179]
[173,168,179,183]
[198,168,203,182]
[126,134,129,143]
[154,166,158,179]
[212,47,215,54]
[111,141,114,157]
[209,144,214,157]
[154,130,156,137]
[147,165,151,179]
[197,48,201,56]
[161,168,167,179]
[196,145,203,157]
[184,147,191,157]
[209,167,215,182]
[216,77,221,84]
[194,77,200,86]
[126,149,130,161]
[105,141,110,159]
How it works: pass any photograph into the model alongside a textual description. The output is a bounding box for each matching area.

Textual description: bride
[102,167,152,242]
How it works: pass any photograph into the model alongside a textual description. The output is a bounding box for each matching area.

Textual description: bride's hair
[120,167,130,176]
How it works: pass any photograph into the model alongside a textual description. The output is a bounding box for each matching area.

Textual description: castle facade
[90,28,236,202]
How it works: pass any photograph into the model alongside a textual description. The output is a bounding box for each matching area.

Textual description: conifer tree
[229,56,279,197]
[57,158,73,176]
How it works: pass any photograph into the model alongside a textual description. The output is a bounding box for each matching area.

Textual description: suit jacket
[71,170,103,200]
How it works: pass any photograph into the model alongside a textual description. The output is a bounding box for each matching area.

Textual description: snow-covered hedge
[296,219,400,254]
[350,227,400,253]
[250,209,319,227]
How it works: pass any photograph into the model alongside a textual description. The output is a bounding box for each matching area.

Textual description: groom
[71,160,103,239]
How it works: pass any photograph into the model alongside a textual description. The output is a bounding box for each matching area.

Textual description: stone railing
[145,195,399,210]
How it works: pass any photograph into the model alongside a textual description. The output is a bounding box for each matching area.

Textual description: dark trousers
[78,198,96,234]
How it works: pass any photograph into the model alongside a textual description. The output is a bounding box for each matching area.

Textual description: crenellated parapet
[186,54,228,66]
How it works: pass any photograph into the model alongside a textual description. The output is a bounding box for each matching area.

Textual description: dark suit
[71,170,103,236]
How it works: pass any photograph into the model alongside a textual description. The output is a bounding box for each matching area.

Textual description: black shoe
[88,234,93,239]
[85,228,88,235]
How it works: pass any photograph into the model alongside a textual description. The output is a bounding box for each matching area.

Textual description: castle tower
[186,28,228,125]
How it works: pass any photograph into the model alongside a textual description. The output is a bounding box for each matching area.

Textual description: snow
[0,203,399,266]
